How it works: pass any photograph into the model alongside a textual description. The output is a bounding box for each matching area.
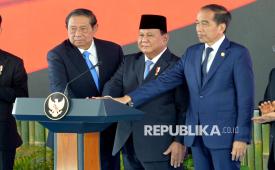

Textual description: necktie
[201,47,213,84]
[144,60,154,79]
[83,51,100,90]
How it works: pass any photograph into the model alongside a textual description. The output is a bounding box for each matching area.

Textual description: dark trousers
[0,149,16,170]
[122,136,183,170]
[100,126,120,170]
[268,143,275,170]
[191,136,240,170]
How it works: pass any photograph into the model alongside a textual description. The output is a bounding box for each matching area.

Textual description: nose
[74,29,83,37]
[141,35,150,43]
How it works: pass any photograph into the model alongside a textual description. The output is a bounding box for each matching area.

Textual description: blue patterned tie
[201,47,213,84]
[83,51,100,90]
[144,60,154,79]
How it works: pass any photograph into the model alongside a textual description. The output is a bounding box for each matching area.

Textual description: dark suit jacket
[263,68,275,159]
[0,49,28,150]
[129,37,255,149]
[47,38,123,152]
[103,49,189,162]
[47,38,123,97]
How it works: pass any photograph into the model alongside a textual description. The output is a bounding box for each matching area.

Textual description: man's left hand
[231,141,247,161]
[163,141,186,168]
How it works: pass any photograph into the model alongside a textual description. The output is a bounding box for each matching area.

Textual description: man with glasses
[47,8,123,170]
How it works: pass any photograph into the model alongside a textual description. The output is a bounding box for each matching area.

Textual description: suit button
[200,95,203,98]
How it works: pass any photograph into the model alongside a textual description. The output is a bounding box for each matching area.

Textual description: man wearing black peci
[102,15,188,170]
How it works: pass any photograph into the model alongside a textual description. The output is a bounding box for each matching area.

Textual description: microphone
[63,61,101,97]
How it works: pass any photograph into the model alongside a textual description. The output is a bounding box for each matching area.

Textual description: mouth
[141,45,150,48]
[74,40,84,43]
[197,34,204,38]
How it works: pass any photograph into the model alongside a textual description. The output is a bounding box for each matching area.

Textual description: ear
[219,23,226,33]
[92,23,98,33]
[163,33,169,43]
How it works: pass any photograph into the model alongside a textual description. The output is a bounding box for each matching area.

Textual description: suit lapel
[94,39,106,91]
[194,45,205,89]
[65,40,98,91]
[66,40,88,74]
[0,52,8,65]
[202,38,230,87]
[0,51,8,80]
[134,53,145,86]
[143,49,170,83]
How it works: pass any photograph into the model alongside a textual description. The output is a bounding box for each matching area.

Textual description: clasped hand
[252,101,275,123]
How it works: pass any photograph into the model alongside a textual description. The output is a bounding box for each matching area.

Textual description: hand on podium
[93,95,132,105]
[92,96,113,100]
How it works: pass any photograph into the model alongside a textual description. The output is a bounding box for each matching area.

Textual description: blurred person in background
[0,15,28,170]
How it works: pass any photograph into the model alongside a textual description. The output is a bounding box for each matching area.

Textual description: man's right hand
[92,96,113,100]
[112,95,132,104]
[259,101,275,114]
[93,95,132,104]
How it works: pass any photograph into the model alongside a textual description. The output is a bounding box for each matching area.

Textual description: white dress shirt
[144,47,167,71]
[202,35,225,73]
[78,40,99,75]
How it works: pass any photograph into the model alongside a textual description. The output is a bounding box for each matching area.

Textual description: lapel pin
[221,52,225,58]
[155,67,160,76]
[0,65,3,75]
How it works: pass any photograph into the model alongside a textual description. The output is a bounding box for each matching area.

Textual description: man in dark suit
[47,8,123,170]
[0,15,28,170]
[253,68,275,169]
[102,15,188,170]
[114,4,254,170]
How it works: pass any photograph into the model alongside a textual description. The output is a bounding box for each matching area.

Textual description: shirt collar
[205,35,225,52]
[144,47,167,64]
[78,40,96,55]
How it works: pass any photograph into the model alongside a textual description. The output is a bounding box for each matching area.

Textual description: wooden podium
[12,98,143,170]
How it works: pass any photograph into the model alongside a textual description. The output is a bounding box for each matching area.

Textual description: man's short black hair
[201,4,232,32]
[65,8,97,28]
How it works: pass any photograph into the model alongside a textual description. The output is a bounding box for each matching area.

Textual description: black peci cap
[139,14,167,33]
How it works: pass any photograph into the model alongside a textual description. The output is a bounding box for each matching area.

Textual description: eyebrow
[69,24,90,27]
[195,19,209,23]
